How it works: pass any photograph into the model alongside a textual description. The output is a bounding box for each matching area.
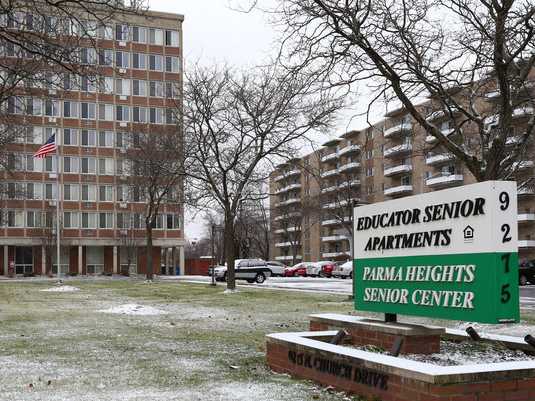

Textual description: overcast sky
[148,0,379,240]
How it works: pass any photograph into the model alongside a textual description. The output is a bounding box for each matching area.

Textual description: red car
[283,263,309,277]
[312,261,336,277]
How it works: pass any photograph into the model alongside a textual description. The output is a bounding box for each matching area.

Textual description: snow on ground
[40,285,80,292]
[97,304,167,316]
[455,321,535,337]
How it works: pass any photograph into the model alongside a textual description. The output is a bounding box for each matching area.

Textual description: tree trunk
[224,211,236,290]
[146,224,153,281]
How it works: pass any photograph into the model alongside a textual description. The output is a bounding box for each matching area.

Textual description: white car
[212,259,271,283]
[332,261,353,279]
[267,261,286,277]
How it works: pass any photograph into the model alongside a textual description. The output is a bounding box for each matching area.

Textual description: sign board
[353,181,519,324]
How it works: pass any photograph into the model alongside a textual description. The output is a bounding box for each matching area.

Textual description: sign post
[353,181,519,324]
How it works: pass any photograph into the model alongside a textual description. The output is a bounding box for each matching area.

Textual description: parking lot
[165,275,535,309]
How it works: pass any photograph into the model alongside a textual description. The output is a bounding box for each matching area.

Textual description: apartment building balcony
[383,142,412,158]
[506,136,523,145]
[513,106,534,118]
[275,183,302,195]
[384,122,412,138]
[323,198,360,209]
[338,179,360,189]
[384,163,412,177]
[274,226,300,234]
[277,197,301,207]
[322,219,341,226]
[322,251,350,258]
[425,153,455,165]
[484,90,501,100]
[425,128,456,144]
[275,242,292,248]
[518,186,535,196]
[273,211,301,221]
[321,152,339,162]
[321,168,339,178]
[518,213,535,224]
[384,185,413,197]
[338,144,361,156]
[338,161,360,173]
[513,161,534,170]
[519,240,535,248]
[426,107,459,122]
[426,173,464,188]
[276,255,302,261]
[321,185,339,194]
[321,235,349,242]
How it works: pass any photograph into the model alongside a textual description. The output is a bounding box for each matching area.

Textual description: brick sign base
[266,315,535,401]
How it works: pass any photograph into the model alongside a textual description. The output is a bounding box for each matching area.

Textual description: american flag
[34,134,57,158]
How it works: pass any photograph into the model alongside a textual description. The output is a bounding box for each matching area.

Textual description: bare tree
[272,0,535,182]
[123,127,184,280]
[234,198,271,260]
[40,207,62,277]
[184,63,342,290]
[119,226,141,276]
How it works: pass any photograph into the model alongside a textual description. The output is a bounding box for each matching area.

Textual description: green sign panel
[353,182,520,324]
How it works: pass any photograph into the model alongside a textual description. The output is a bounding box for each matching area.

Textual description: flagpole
[55,136,61,283]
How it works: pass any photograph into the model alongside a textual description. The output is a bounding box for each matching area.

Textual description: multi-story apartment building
[0,10,185,276]
[270,82,535,265]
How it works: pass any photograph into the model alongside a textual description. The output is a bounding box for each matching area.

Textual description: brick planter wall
[309,314,444,355]
[266,332,535,401]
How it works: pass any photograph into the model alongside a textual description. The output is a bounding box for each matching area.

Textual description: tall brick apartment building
[269,83,535,264]
[0,9,185,276]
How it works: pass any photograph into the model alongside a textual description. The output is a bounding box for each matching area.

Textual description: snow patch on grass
[40,286,80,293]
[97,304,167,316]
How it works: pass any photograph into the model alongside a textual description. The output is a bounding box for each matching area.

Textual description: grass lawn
[2,279,534,401]
[0,280,360,401]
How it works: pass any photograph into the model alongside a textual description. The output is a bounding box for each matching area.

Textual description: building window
[63,184,79,201]
[148,28,163,45]
[98,104,114,121]
[115,24,129,41]
[80,157,96,174]
[116,105,130,122]
[132,80,147,96]
[165,82,179,98]
[63,211,79,228]
[165,30,179,46]
[149,81,164,97]
[80,76,97,93]
[133,106,147,123]
[98,158,114,175]
[63,129,78,146]
[132,53,147,69]
[148,54,163,71]
[99,212,114,229]
[132,26,147,43]
[44,183,56,200]
[63,156,79,173]
[98,131,114,147]
[81,212,97,229]
[98,25,113,40]
[44,100,59,116]
[81,103,96,120]
[26,211,43,228]
[98,76,114,94]
[43,156,56,173]
[366,167,374,177]
[80,48,97,65]
[165,56,180,73]
[98,49,113,66]
[99,185,113,202]
[115,78,131,96]
[81,130,96,147]
[63,101,79,118]
[115,51,130,68]
[81,184,96,201]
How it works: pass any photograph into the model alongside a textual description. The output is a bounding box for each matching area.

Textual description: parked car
[212,259,271,284]
[267,261,286,277]
[332,261,353,279]
[519,260,535,286]
[308,261,336,277]
[283,263,309,277]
